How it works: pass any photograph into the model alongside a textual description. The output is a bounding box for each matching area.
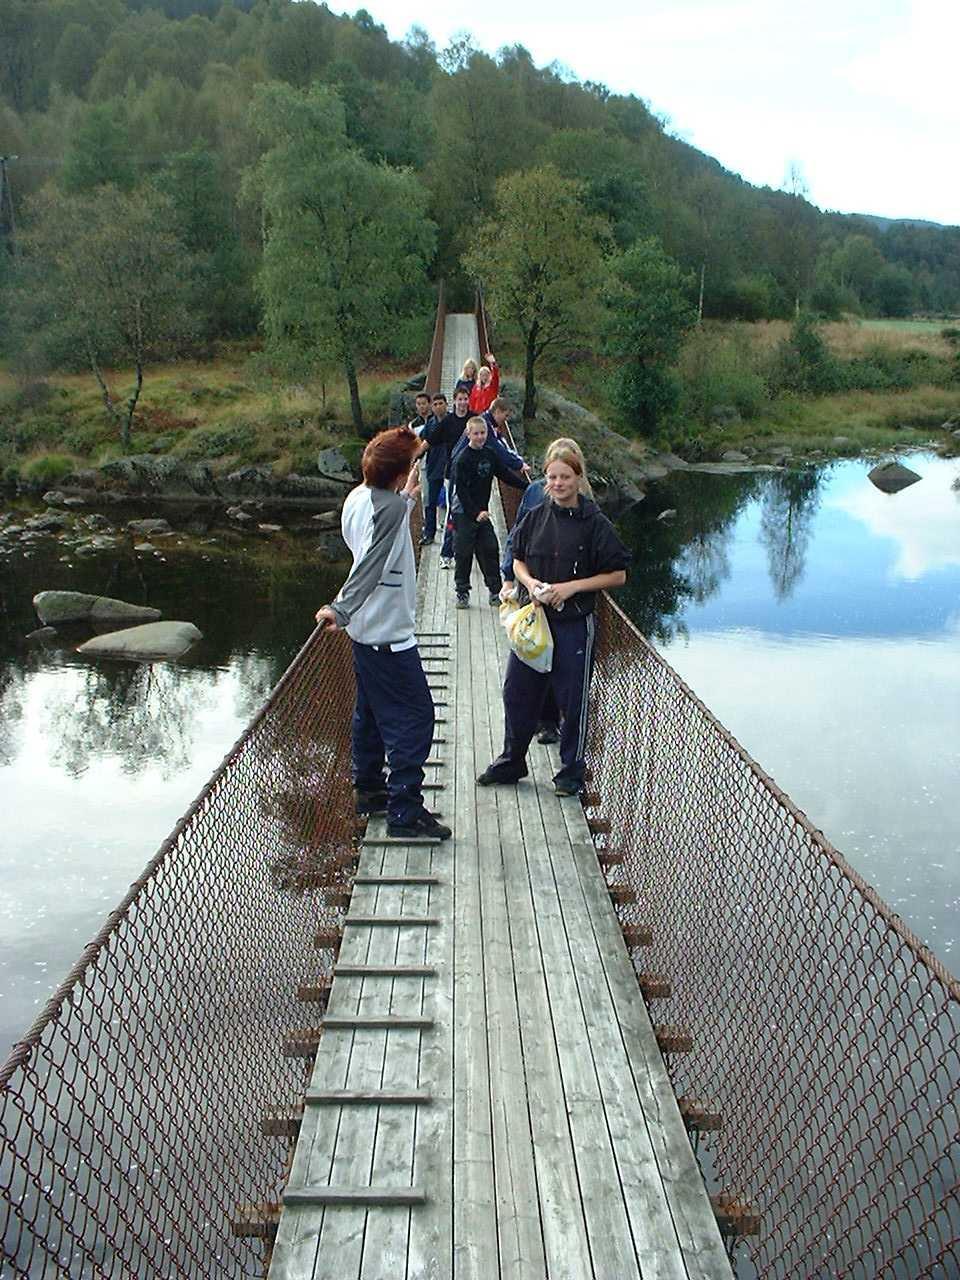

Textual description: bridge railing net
[0,625,358,1279]
[586,593,960,1279]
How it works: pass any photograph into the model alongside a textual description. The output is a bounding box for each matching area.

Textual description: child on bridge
[315,426,451,842]
[450,415,527,609]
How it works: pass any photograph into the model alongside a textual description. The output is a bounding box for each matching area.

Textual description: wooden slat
[333,964,436,977]
[352,875,441,885]
[343,915,439,927]
[305,1089,432,1106]
[284,1186,426,1207]
[322,1015,434,1030]
[361,837,446,848]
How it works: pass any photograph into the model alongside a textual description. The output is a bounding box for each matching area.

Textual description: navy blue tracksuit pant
[440,483,455,558]
[493,612,597,786]
[421,470,445,540]
[351,640,434,825]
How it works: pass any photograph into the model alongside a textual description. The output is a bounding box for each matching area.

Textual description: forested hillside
[1,0,959,455]
[3,0,959,324]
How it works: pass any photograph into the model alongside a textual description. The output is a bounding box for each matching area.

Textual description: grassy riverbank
[544,317,960,460]
[2,321,958,489]
[0,344,405,487]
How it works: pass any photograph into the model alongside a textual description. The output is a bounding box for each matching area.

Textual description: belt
[367,639,412,653]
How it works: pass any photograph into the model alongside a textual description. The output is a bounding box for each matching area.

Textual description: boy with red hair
[315,426,451,841]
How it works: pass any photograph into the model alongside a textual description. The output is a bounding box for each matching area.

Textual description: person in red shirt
[468,352,500,414]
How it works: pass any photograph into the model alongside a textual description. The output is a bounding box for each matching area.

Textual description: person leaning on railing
[314,426,451,841]
[478,438,630,798]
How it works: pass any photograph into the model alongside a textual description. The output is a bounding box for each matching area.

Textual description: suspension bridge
[1,292,957,1280]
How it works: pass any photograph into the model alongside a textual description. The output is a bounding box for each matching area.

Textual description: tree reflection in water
[0,667,26,767]
[41,661,217,779]
[617,469,763,639]
[759,467,824,602]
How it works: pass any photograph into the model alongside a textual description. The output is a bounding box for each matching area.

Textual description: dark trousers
[539,685,560,733]
[351,640,434,824]
[440,483,455,557]
[453,514,502,596]
[422,472,445,540]
[494,613,596,784]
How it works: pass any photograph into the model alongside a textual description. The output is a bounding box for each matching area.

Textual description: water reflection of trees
[618,471,763,640]
[759,468,824,601]
[0,667,26,766]
[42,662,216,779]
[617,467,829,637]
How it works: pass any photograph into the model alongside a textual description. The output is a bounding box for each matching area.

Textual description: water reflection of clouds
[661,627,960,958]
[827,459,960,581]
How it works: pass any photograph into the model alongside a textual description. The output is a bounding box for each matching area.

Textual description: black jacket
[451,444,526,521]
[424,410,470,477]
[511,496,630,620]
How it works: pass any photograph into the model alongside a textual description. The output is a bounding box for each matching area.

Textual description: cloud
[828,460,960,580]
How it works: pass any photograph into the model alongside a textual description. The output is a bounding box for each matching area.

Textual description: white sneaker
[439,557,453,569]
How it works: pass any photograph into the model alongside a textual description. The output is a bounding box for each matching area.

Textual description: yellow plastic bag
[503,601,553,673]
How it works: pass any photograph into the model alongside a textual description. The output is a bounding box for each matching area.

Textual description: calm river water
[1,450,958,1060]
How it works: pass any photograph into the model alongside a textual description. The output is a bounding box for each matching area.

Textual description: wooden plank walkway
[268,316,731,1280]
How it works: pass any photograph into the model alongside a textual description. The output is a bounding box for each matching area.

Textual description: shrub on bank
[678,327,769,422]
[20,452,76,486]
[174,421,259,460]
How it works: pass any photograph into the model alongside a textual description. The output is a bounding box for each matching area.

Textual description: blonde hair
[543,437,593,498]
[477,364,492,386]
[460,358,478,380]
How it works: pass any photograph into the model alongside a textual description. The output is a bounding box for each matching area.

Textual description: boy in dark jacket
[451,416,527,607]
[424,387,472,565]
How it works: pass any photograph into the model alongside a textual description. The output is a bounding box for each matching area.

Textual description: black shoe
[488,592,501,606]
[553,777,582,797]
[476,763,529,786]
[455,594,469,609]
[536,726,560,745]
[419,535,434,546]
[356,788,388,815]
[387,811,452,841]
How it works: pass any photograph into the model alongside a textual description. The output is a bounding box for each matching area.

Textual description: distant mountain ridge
[855,213,951,233]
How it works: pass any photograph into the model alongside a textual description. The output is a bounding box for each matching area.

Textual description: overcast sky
[345,0,960,226]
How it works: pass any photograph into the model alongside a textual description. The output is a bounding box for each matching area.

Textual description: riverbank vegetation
[1,0,959,468]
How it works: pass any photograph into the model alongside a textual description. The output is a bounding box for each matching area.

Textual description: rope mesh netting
[1,625,358,1278]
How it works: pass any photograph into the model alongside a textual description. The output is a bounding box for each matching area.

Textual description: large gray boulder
[25,510,70,532]
[98,455,219,497]
[868,461,922,494]
[316,447,355,484]
[34,590,162,626]
[276,472,343,499]
[127,517,172,536]
[77,621,201,661]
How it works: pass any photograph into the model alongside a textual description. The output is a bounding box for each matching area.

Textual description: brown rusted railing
[0,625,359,1278]
[585,595,960,1278]
[494,453,960,1277]
[423,279,446,398]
